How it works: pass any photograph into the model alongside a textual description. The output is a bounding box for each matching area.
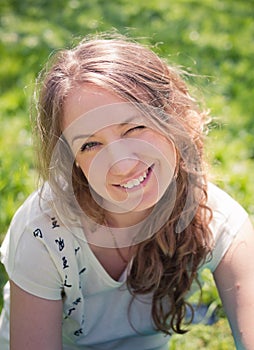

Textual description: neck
[105,208,152,228]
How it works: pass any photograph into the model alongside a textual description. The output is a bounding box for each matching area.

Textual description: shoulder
[0,187,51,266]
[9,183,53,232]
[207,181,246,215]
[1,184,84,300]
[207,182,247,234]
[204,182,248,271]
[1,183,81,272]
[6,183,80,241]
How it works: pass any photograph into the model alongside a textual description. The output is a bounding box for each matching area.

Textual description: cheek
[147,134,176,169]
[77,156,91,180]
[78,155,108,194]
[164,143,177,170]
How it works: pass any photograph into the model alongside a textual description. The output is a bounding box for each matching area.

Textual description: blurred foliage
[0,0,253,347]
[170,319,234,349]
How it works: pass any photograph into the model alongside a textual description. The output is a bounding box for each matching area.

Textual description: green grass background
[0,0,253,348]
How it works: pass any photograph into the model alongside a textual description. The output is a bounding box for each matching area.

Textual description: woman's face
[62,85,176,216]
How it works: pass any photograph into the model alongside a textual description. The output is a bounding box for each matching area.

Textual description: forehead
[63,85,147,140]
[63,85,127,127]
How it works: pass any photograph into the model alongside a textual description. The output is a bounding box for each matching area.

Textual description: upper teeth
[120,170,148,189]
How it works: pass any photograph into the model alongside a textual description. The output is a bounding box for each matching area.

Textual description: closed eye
[80,141,101,152]
[124,125,146,135]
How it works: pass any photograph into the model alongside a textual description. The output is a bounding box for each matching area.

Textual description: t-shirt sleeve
[204,183,248,272]
[0,206,64,300]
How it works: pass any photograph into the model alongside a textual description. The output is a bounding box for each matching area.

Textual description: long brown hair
[33,33,213,335]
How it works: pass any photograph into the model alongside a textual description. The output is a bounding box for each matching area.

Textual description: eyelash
[79,126,146,152]
[124,125,146,134]
[80,141,100,152]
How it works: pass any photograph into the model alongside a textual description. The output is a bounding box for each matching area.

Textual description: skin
[10,85,254,349]
[10,281,63,350]
[214,218,254,349]
[63,85,177,227]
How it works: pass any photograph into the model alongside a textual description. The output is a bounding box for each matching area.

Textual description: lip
[113,164,154,191]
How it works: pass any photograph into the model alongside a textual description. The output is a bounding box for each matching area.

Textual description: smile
[119,166,152,189]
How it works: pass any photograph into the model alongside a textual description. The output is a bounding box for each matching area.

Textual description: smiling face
[62,85,176,220]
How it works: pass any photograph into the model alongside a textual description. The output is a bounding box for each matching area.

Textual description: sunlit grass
[170,319,234,349]
[0,116,36,238]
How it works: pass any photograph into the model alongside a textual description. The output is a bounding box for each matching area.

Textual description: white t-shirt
[0,182,248,350]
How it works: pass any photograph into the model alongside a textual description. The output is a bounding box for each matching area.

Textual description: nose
[106,140,140,176]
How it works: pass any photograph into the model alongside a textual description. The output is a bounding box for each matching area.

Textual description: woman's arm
[213,217,254,350]
[10,281,63,350]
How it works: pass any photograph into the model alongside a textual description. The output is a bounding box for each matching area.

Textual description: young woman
[0,34,254,350]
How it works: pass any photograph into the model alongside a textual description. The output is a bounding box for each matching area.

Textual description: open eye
[80,141,100,152]
[125,125,146,135]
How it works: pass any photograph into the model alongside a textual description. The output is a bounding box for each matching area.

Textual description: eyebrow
[72,133,93,145]
[71,116,139,145]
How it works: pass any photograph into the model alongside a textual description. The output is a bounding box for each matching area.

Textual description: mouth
[116,165,154,190]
